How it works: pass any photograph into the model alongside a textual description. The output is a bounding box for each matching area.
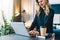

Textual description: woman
[29,0,54,36]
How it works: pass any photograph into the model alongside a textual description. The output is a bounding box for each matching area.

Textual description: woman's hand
[28,30,39,35]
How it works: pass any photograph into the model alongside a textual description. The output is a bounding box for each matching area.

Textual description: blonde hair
[36,1,50,16]
[44,4,50,15]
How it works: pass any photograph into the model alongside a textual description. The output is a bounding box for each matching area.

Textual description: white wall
[49,0,60,4]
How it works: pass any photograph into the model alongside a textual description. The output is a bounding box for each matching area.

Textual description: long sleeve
[29,14,38,31]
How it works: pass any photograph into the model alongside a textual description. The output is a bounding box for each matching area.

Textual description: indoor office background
[0,0,60,39]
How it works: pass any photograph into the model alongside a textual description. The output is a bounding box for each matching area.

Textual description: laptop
[11,22,30,37]
[11,22,45,40]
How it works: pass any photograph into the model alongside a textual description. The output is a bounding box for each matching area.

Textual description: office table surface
[0,34,37,40]
[0,34,55,40]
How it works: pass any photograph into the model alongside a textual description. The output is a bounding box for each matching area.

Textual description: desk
[0,34,55,40]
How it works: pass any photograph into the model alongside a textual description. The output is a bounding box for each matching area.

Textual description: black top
[29,8,54,33]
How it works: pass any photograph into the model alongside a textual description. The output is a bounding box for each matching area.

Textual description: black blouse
[29,8,54,33]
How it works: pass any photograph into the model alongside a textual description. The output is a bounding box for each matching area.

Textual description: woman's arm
[29,14,38,31]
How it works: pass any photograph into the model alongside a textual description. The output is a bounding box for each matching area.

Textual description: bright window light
[0,0,13,25]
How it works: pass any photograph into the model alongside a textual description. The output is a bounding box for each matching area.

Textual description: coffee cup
[40,26,47,36]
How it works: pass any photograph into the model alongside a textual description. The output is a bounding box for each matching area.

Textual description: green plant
[1,11,10,35]
[0,10,15,36]
[11,13,15,22]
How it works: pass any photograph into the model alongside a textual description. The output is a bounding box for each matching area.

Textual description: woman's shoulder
[49,8,55,15]
[50,8,55,13]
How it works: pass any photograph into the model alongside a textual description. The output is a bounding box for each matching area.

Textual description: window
[0,0,13,28]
